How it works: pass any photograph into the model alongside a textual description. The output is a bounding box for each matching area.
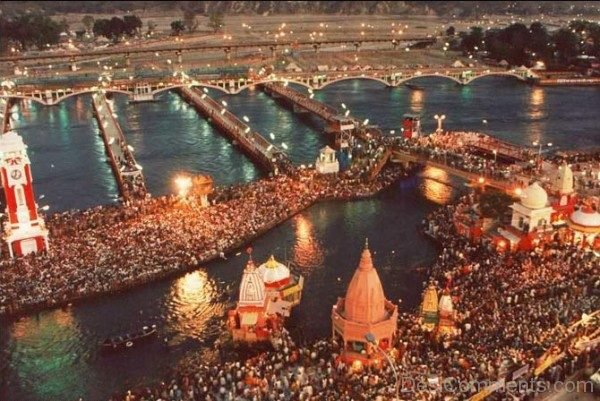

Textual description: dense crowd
[107,190,598,401]
[0,165,406,317]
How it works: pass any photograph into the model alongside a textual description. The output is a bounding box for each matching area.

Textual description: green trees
[459,20,600,68]
[208,12,225,33]
[92,15,142,43]
[82,15,94,33]
[0,12,61,51]
[171,20,185,36]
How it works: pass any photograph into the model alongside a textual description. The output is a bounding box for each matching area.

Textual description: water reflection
[8,308,87,401]
[419,167,453,205]
[165,271,227,343]
[292,214,325,269]
[409,90,424,113]
[527,88,547,143]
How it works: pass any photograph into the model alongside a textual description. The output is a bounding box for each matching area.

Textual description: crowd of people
[105,188,598,401]
[0,164,406,317]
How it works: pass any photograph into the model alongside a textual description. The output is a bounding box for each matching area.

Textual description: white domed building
[567,206,600,251]
[510,182,553,233]
[257,255,304,317]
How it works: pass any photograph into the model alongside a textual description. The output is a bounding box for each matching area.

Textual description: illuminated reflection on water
[292,214,325,270]
[419,167,455,205]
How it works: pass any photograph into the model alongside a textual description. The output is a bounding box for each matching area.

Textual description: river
[1,77,599,401]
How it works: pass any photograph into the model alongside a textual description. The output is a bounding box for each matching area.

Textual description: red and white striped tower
[0,130,49,257]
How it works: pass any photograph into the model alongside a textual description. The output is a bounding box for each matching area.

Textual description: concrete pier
[91,92,147,201]
[177,86,292,175]
[1,98,16,134]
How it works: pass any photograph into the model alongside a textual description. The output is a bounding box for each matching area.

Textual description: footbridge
[391,149,521,193]
[91,92,147,201]
[262,81,380,146]
[0,67,535,105]
[177,86,292,175]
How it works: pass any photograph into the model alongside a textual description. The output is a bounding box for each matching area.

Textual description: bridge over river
[0,66,535,105]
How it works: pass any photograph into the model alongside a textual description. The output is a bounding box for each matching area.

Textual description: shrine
[315,146,340,174]
[331,240,397,367]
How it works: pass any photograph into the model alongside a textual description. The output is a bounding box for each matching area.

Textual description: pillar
[224,48,231,61]
[392,40,398,50]
[313,43,320,53]
[354,42,361,53]
[270,45,276,59]
[70,57,77,72]
[176,50,183,64]
[125,53,131,67]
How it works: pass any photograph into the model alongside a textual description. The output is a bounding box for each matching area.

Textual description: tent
[285,62,302,72]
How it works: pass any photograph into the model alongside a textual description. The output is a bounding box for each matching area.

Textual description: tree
[5,12,61,51]
[183,10,198,33]
[553,28,579,65]
[446,26,455,36]
[123,15,142,36]
[82,15,94,33]
[109,17,126,42]
[460,26,484,52]
[171,20,185,36]
[147,20,156,35]
[59,17,70,34]
[207,12,224,33]
[93,18,111,39]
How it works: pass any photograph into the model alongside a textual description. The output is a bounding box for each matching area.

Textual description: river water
[1,77,599,401]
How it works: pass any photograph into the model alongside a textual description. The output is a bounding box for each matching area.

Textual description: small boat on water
[100,324,157,352]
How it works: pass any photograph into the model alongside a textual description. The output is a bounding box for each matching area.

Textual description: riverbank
[0,165,407,320]
[108,188,598,401]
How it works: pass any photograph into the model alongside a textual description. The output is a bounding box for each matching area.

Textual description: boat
[100,324,157,352]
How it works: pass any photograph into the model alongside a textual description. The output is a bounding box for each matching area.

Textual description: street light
[493,149,497,163]
[434,114,446,134]
[532,141,552,158]
[365,333,400,400]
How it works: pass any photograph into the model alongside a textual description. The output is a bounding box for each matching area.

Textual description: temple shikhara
[331,241,398,368]
[228,253,304,343]
[0,130,49,257]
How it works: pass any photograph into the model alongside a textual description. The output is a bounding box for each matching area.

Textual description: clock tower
[0,130,49,257]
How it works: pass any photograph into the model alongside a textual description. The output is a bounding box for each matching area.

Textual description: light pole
[532,141,552,159]
[434,114,446,134]
[365,333,400,400]
[493,149,497,164]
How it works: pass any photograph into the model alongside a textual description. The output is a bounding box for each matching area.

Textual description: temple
[0,130,49,258]
[331,240,397,368]
[420,281,439,332]
[228,254,304,343]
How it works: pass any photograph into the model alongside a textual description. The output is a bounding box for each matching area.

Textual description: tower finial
[365,237,369,249]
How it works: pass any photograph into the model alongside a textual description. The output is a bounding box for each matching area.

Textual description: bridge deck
[177,86,291,174]
[263,82,338,121]
[391,150,518,192]
[91,93,147,201]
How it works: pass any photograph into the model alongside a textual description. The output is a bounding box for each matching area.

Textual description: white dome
[569,208,600,228]
[520,182,548,209]
[257,255,290,285]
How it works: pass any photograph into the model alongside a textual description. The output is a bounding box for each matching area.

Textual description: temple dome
[257,255,290,285]
[343,244,387,325]
[438,291,454,314]
[520,182,548,209]
[238,259,266,307]
[569,208,600,230]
